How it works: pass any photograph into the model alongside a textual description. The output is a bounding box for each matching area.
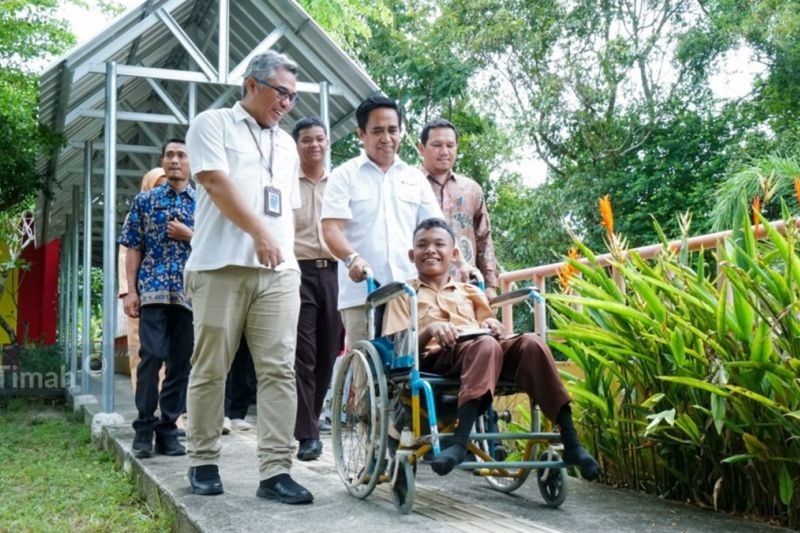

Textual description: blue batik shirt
[118,183,195,310]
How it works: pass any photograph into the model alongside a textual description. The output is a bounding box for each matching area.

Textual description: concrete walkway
[73,374,786,533]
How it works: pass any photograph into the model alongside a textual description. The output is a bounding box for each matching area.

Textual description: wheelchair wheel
[331,341,389,499]
[537,450,568,508]
[390,456,416,515]
[474,393,535,493]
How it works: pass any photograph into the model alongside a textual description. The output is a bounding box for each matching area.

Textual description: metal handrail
[497,217,800,335]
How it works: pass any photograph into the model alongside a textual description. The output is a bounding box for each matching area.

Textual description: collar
[423,167,457,185]
[357,151,404,173]
[158,182,195,199]
[299,174,328,183]
[411,276,458,293]
[232,101,275,131]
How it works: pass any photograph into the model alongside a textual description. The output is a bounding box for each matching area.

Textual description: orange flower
[599,195,614,236]
[752,195,761,226]
[557,247,580,292]
[794,176,800,206]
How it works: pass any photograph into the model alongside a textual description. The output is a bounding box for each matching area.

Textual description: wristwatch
[344,252,360,268]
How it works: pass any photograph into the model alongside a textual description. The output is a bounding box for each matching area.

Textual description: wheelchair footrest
[456,460,564,470]
[465,431,562,442]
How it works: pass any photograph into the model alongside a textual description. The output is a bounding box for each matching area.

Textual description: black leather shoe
[188,465,224,495]
[297,439,322,461]
[155,434,186,456]
[256,474,313,504]
[132,431,153,459]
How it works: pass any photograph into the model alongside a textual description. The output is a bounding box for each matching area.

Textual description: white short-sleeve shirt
[321,153,443,309]
[185,102,301,272]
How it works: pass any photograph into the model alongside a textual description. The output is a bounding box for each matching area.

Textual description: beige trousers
[185,266,301,480]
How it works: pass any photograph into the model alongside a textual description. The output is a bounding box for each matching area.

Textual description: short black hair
[413,218,456,244]
[420,119,458,146]
[355,94,403,131]
[161,138,186,158]
[291,116,326,142]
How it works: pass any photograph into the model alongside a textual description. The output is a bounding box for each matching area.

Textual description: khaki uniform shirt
[293,175,334,260]
[425,170,499,288]
[383,277,494,352]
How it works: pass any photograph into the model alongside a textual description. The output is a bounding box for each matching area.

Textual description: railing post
[533,276,547,341]
[500,278,513,333]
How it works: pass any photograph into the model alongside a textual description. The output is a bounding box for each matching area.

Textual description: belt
[299,259,336,269]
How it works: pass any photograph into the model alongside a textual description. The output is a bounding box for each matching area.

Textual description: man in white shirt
[321,95,443,343]
[184,51,312,504]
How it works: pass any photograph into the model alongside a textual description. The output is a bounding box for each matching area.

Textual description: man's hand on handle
[348,256,371,283]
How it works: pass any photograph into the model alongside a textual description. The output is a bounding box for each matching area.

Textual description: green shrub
[548,208,800,527]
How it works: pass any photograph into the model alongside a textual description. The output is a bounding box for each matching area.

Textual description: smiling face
[419,127,457,177]
[358,106,401,172]
[243,67,297,128]
[296,125,328,166]
[410,226,459,281]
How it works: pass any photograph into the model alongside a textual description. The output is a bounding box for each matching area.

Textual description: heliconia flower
[794,176,800,207]
[599,195,614,236]
[557,247,580,292]
[752,196,761,226]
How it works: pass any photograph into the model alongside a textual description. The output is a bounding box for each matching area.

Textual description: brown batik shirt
[425,170,499,289]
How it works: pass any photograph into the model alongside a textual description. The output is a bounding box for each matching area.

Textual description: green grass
[0,398,173,532]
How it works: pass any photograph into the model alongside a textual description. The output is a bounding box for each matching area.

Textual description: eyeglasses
[251,77,299,105]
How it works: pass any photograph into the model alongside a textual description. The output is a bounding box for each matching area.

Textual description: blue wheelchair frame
[355,275,568,506]
[330,270,569,514]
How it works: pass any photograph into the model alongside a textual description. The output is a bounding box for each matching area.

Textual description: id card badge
[264,186,282,217]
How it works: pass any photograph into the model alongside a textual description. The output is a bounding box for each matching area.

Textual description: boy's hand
[481,318,505,337]
[427,321,458,348]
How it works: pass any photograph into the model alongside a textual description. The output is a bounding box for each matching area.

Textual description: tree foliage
[0,0,77,212]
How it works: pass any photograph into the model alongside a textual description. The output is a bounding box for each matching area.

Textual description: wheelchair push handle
[364,267,377,294]
[469,270,485,292]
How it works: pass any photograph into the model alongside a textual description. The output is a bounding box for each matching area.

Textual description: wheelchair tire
[537,450,568,508]
[331,341,389,499]
[475,393,535,493]
[391,457,416,515]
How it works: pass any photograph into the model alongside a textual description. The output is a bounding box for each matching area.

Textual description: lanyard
[246,123,275,184]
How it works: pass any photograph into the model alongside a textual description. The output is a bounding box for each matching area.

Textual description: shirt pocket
[396,184,420,206]
[224,137,261,180]
[351,187,374,203]
[293,200,312,228]
[456,300,477,322]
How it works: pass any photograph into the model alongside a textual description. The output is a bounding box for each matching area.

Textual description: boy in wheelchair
[383,218,599,480]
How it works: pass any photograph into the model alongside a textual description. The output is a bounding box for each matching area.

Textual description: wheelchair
[330,274,569,514]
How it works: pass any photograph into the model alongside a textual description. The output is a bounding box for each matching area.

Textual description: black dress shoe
[297,439,322,461]
[132,431,153,459]
[188,465,224,495]
[155,435,186,456]
[256,474,313,504]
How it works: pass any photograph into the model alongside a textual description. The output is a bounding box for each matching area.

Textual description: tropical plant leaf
[779,464,794,506]
[742,433,770,461]
[721,454,754,464]
[657,376,730,397]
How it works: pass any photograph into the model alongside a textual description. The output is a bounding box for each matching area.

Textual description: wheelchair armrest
[365,282,413,308]
[489,288,543,309]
